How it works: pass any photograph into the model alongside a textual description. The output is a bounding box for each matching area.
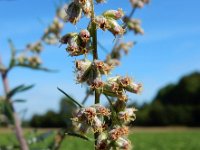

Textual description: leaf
[66,132,92,141]
[2,101,14,124]
[12,99,27,103]
[16,64,58,72]
[7,84,34,99]
[57,87,83,108]
[8,39,16,69]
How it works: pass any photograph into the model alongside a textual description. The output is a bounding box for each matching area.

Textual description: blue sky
[0,0,200,119]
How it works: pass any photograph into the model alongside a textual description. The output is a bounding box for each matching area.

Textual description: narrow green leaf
[66,132,93,141]
[8,39,16,68]
[12,99,27,103]
[57,87,83,108]
[16,64,58,72]
[7,84,34,99]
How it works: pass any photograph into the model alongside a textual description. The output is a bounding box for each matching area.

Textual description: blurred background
[0,0,200,150]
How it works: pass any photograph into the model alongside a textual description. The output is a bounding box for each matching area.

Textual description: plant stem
[90,0,100,149]
[0,56,29,150]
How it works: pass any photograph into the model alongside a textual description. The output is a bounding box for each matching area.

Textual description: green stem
[90,0,98,61]
[90,0,100,149]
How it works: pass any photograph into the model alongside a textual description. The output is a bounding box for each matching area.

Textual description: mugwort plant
[58,0,150,149]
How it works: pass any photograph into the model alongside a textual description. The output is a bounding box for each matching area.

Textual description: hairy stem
[0,56,29,150]
[90,0,100,149]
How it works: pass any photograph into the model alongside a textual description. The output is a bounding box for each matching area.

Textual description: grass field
[0,128,200,150]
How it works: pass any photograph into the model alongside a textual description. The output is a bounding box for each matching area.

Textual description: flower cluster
[66,0,106,24]
[129,0,150,8]
[96,126,132,150]
[74,59,113,85]
[42,17,64,44]
[60,29,91,56]
[91,8,125,36]
[106,42,134,66]
[123,17,144,35]
[26,41,43,53]
[16,55,42,68]
[72,104,110,133]
[103,76,142,101]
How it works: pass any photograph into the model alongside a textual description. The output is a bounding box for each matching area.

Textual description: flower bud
[118,108,137,123]
[17,55,28,65]
[108,126,129,141]
[60,32,78,44]
[76,59,92,71]
[142,0,150,4]
[83,107,96,122]
[79,29,90,43]
[76,60,92,83]
[56,5,68,20]
[66,2,82,24]
[92,116,103,132]
[74,0,87,5]
[93,16,110,31]
[93,104,111,117]
[90,79,104,91]
[96,0,106,3]
[116,42,134,55]
[129,0,144,8]
[82,0,92,17]
[115,99,126,112]
[94,60,113,75]
[125,83,142,94]
[115,137,132,150]
[107,18,125,36]
[103,8,124,20]
[66,37,80,55]
[105,56,121,66]
[28,56,42,67]
[27,41,43,53]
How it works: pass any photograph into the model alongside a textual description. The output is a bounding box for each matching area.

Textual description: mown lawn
[0,128,200,150]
